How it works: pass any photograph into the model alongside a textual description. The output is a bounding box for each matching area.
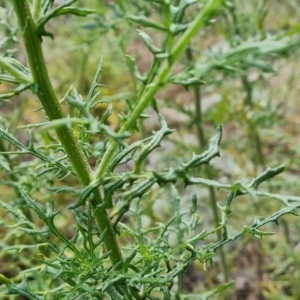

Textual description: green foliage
[1,0,300,299]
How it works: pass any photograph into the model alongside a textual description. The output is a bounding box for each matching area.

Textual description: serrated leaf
[99,104,113,125]
[125,55,146,82]
[134,114,175,173]
[108,137,151,172]
[64,85,90,119]
[182,125,222,169]
[170,76,206,87]
[184,176,232,189]
[120,177,156,200]
[0,274,43,300]
[47,186,79,194]
[136,29,161,54]
[99,124,131,141]
[54,7,98,18]
[126,15,167,31]
[38,1,98,37]
[172,0,197,23]
[67,178,108,209]
[195,281,234,299]
[243,57,275,73]
[248,165,285,190]
[170,23,190,34]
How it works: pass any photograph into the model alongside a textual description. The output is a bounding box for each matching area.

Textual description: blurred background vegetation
[1,0,300,299]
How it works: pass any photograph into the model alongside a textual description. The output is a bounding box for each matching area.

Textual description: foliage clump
[1,0,300,299]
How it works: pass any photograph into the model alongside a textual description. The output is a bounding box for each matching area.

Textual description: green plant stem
[241,75,268,295]
[241,75,266,170]
[95,0,223,180]
[185,46,229,283]
[226,2,265,291]
[11,0,122,267]
[175,0,228,283]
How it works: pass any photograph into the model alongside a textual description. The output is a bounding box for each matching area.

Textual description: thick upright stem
[11,0,122,267]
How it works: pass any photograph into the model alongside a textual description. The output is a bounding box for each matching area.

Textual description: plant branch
[11,0,123,267]
[185,45,229,283]
[94,0,224,180]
